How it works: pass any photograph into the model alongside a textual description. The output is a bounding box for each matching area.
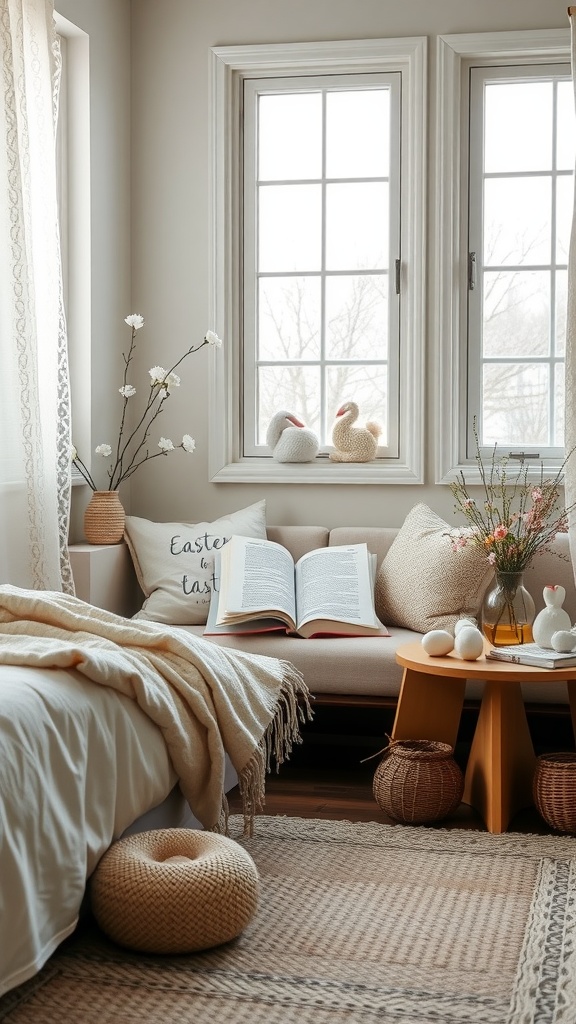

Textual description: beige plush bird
[330,401,382,462]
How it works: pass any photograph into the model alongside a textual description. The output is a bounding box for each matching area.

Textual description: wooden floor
[226,699,576,835]
[227,761,550,834]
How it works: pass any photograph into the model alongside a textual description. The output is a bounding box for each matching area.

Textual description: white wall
[61,0,570,532]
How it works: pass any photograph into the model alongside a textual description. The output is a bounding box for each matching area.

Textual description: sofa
[71,509,576,710]
[182,523,576,709]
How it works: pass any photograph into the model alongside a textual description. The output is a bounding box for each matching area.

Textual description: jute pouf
[90,828,259,954]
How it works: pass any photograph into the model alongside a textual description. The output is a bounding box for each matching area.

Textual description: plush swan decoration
[266,411,320,463]
[330,401,382,462]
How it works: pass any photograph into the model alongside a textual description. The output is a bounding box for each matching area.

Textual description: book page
[219,536,296,622]
[295,544,378,629]
[204,556,289,634]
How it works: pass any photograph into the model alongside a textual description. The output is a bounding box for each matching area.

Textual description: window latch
[508,452,540,462]
[395,258,401,295]
[468,251,476,291]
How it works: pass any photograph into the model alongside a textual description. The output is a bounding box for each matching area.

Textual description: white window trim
[54,12,91,487]
[434,29,571,486]
[208,37,427,485]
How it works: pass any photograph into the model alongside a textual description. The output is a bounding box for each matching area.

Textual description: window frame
[209,37,427,484]
[242,70,402,459]
[435,29,571,485]
[54,12,91,488]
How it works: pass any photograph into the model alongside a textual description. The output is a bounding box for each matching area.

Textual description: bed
[0,586,307,999]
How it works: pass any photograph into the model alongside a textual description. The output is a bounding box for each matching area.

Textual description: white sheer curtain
[0,0,73,591]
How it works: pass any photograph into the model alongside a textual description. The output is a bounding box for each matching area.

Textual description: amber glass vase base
[482,623,534,647]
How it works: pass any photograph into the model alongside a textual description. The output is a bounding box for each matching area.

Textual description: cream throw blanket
[0,585,312,833]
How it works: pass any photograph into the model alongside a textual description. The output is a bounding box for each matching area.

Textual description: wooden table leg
[463,680,536,834]
[566,679,576,743]
[392,668,466,747]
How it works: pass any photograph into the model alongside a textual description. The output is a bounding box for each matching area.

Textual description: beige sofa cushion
[187,624,414,697]
[374,503,493,633]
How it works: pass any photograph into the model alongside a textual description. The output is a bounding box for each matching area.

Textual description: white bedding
[0,664,177,997]
[0,585,305,1000]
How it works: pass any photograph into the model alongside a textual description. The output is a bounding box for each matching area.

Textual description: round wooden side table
[393,641,576,833]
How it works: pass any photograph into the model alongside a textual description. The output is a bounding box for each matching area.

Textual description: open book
[204,535,389,639]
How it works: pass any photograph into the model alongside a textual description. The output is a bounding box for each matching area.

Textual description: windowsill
[209,457,423,485]
[437,462,568,487]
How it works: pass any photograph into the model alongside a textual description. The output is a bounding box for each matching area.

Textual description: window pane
[326,365,387,445]
[257,365,321,445]
[484,81,552,173]
[326,182,388,270]
[482,270,549,358]
[258,277,321,360]
[557,81,575,171]
[556,175,573,264]
[326,89,390,178]
[259,93,322,180]
[325,274,388,359]
[484,177,551,266]
[482,363,550,446]
[258,184,321,272]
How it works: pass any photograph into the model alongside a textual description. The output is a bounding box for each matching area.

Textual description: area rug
[1,815,576,1023]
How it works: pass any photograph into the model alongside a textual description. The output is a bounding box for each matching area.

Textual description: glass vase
[481,570,535,646]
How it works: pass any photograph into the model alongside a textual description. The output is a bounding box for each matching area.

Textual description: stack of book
[487,643,576,669]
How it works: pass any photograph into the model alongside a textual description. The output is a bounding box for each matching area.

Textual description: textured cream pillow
[125,500,266,625]
[374,503,492,633]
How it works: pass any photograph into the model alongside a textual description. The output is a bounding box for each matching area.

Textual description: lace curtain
[0,0,73,591]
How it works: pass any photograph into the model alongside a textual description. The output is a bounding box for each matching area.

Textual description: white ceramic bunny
[532,585,572,649]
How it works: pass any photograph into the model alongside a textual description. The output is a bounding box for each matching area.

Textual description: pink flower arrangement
[448,422,576,573]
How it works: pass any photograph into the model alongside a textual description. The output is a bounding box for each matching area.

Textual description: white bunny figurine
[532,585,572,649]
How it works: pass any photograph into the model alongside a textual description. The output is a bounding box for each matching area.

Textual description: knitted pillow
[374,503,492,633]
[124,500,267,625]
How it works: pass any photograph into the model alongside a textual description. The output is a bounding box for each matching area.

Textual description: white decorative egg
[454,626,484,661]
[550,631,576,653]
[421,629,454,656]
[454,617,477,635]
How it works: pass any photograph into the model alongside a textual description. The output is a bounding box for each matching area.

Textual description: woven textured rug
[1,815,576,1023]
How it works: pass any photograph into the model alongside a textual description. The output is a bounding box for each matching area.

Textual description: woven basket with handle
[372,738,464,824]
[533,752,576,833]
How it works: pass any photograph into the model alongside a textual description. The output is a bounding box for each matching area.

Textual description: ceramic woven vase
[481,570,535,646]
[84,490,125,545]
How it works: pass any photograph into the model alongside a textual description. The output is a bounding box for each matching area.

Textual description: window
[435,29,572,482]
[243,74,400,457]
[209,39,426,484]
[468,65,574,456]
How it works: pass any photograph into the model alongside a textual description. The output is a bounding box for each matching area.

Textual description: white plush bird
[330,401,382,463]
[266,411,320,463]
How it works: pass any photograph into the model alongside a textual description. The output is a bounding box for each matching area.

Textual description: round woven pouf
[90,828,259,954]
[533,752,576,833]
[373,739,464,824]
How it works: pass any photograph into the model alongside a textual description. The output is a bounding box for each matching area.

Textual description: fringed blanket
[0,585,312,834]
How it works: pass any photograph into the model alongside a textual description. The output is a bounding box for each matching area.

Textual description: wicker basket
[533,752,576,833]
[372,739,464,824]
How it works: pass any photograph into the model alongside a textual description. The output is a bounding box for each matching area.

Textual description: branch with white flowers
[72,315,221,491]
